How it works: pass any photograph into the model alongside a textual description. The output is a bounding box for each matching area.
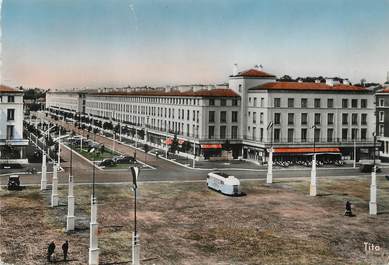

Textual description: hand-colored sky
[2,0,389,89]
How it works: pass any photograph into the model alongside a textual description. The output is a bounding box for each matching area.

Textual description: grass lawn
[1,177,389,264]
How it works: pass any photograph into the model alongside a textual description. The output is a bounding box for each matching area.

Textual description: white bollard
[89,195,99,265]
[51,165,59,207]
[369,166,377,215]
[41,153,47,190]
[66,175,75,231]
[310,155,317,196]
[266,148,273,184]
[132,232,140,265]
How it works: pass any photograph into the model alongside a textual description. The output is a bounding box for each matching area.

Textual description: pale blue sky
[2,0,389,88]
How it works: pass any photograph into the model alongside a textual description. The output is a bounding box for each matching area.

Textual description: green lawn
[72,146,119,161]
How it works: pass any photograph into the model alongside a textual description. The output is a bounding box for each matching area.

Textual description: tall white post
[113,133,116,153]
[51,164,59,207]
[266,148,273,184]
[66,175,75,231]
[310,154,317,196]
[41,153,47,190]
[89,195,99,265]
[80,137,83,152]
[58,130,61,168]
[192,139,196,168]
[353,140,356,168]
[132,232,140,265]
[369,166,377,215]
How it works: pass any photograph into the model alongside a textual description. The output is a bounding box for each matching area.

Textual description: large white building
[45,66,377,161]
[0,85,28,164]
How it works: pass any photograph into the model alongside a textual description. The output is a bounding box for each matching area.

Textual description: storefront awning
[273,147,340,154]
[201,144,222,149]
[164,138,185,145]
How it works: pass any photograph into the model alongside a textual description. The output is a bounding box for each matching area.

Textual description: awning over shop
[273,147,340,154]
[164,138,185,145]
[201,144,222,149]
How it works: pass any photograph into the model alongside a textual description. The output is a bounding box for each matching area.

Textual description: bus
[207,172,241,196]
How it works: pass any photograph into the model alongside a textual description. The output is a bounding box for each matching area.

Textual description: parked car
[99,159,116,167]
[8,175,21,190]
[359,163,381,173]
[113,155,136,164]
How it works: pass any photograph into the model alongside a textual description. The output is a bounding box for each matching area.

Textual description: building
[0,85,29,165]
[45,66,377,161]
[375,75,389,161]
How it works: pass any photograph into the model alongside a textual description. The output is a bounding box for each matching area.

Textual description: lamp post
[369,132,377,215]
[310,125,317,196]
[353,139,356,168]
[67,133,75,231]
[51,142,59,207]
[266,121,274,184]
[88,148,99,265]
[193,128,198,168]
[130,166,140,265]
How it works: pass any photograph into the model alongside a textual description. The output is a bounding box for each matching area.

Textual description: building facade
[0,85,29,164]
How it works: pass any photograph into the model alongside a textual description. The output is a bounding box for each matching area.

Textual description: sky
[1,0,389,89]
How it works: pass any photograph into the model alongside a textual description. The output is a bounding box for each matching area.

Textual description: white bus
[207,172,241,196]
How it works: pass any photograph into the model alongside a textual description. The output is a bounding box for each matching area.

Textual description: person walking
[47,241,56,262]
[62,240,69,261]
[345,201,353,216]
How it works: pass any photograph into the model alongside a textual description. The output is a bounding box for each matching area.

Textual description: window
[260,97,264,107]
[260,128,263,141]
[221,99,226,106]
[352,113,358,125]
[352,128,358,140]
[327,128,333,142]
[238,84,242,92]
[274,128,281,142]
[379,111,384,122]
[7,109,15,121]
[220,126,227,139]
[274,98,281,108]
[274,113,281,125]
[301,113,308,125]
[209,111,215,123]
[352,99,358,108]
[220,111,227,123]
[361,114,367,125]
[342,113,348,125]
[248,97,252,105]
[288,113,294,125]
[231,126,238,139]
[379,99,384,107]
[6,125,14,140]
[361,128,367,140]
[380,124,384,136]
[8,96,14,103]
[253,98,257,107]
[287,129,294,143]
[314,113,321,125]
[327,98,334,108]
[342,128,348,140]
[252,127,257,140]
[232,99,238,106]
[361,99,367,108]
[301,98,308,108]
[314,98,321,108]
[288,98,294,108]
[314,128,320,142]
[301,128,307,142]
[327,113,334,125]
[260,113,264,124]
[252,112,257,124]
[232,111,238,122]
[209,99,215,106]
[208,126,215,139]
[342,99,348,108]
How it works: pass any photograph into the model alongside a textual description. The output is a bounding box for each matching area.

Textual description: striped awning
[273,147,340,154]
[164,138,185,145]
[201,144,222,149]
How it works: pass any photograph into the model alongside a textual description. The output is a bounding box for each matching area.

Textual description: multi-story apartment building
[376,79,389,161]
[45,66,377,161]
[0,85,28,164]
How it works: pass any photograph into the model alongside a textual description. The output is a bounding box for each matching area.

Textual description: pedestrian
[344,200,352,216]
[134,151,137,160]
[47,241,56,262]
[62,240,69,261]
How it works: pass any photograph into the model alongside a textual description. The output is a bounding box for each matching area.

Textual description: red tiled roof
[381,88,389,93]
[93,88,239,98]
[251,82,368,92]
[274,147,340,154]
[234,69,276,78]
[0,85,21,93]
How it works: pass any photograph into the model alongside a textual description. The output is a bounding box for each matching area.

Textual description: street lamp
[266,121,274,184]
[369,132,377,215]
[130,166,140,265]
[310,125,317,196]
[88,147,99,264]
[67,132,75,231]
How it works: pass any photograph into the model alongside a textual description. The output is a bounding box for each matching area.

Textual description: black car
[99,159,116,167]
[114,156,136,164]
[8,175,21,190]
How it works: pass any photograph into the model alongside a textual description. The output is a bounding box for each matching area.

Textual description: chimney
[232,63,238,76]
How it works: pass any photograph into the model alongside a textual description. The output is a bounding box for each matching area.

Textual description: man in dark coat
[47,241,56,262]
[345,201,352,216]
[62,240,69,261]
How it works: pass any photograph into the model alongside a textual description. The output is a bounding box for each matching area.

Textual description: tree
[169,134,179,154]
